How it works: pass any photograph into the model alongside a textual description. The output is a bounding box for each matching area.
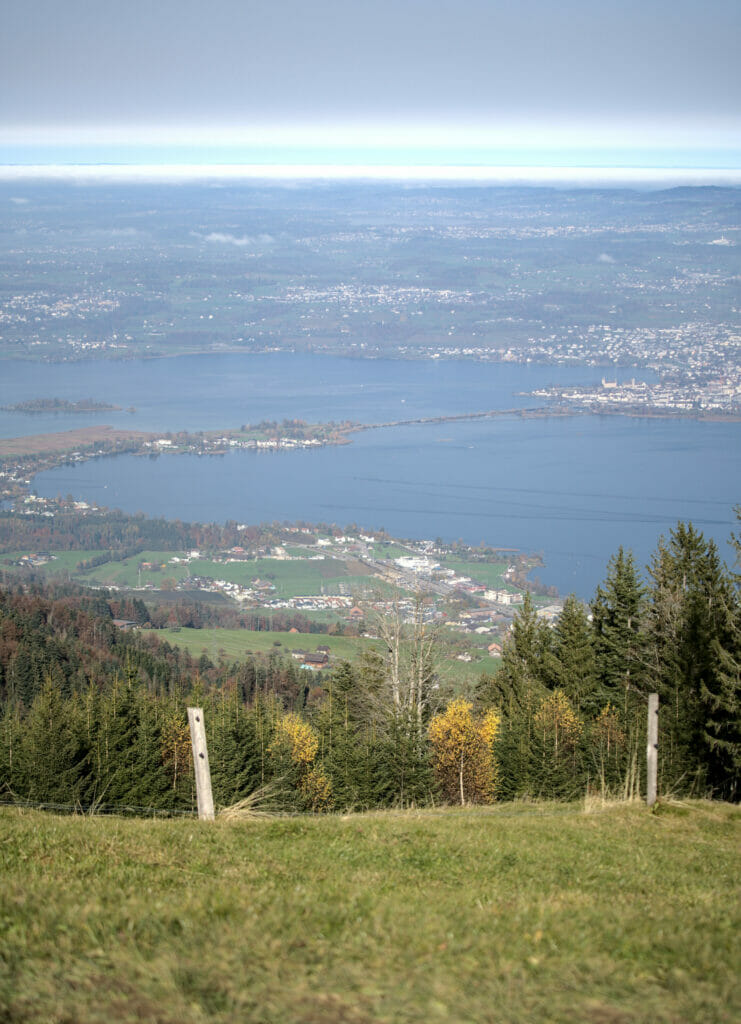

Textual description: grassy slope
[1,802,738,1024]
[146,627,488,687]
[148,626,382,663]
[147,627,489,687]
[0,550,109,574]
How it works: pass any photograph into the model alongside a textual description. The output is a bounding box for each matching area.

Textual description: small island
[2,397,121,414]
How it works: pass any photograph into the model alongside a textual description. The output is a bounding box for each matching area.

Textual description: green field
[1,802,738,1023]
[76,551,187,587]
[75,553,379,599]
[147,626,491,686]
[371,541,413,559]
[148,627,382,663]
[438,557,512,591]
[0,549,110,575]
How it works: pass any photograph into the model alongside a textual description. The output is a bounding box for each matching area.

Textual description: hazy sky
[2,0,740,169]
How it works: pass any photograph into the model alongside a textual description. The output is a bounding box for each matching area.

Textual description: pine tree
[16,676,89,804]
[700,513,741,798]
[706,614,740,798]
[646,522,735,793]
[207,688,269,807]
[545,595,598,713]
[496,592,551,708]
[0,700,23,796]
[591,547,647,707]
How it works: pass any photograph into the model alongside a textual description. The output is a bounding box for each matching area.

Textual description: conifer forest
[1,517,739,813]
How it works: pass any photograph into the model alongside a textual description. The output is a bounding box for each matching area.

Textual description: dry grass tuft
[217,782,285,820]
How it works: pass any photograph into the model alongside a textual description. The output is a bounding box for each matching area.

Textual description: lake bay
[2,353,738,598]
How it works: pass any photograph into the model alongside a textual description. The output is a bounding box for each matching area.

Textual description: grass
[0,425,150,457]
[371,541,413,559]
[78,554,378,598]
[147,627,489,687]
[78,551,188,588]
[0,801,738,1023]
[9,546,384,602]
[438,557,512,591]
[187,557,355,597]
[147,627,382,663]
[0,549,109,574]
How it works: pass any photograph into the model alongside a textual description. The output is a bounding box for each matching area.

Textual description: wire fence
[0,794,635,822]
[0,796,197,818]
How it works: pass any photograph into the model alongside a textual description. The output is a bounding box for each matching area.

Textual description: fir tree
[496,592,551,709]
[646,522,735,793]
[16,677,89,804]
[701,513,741,798]
[545,595,599,714]
[591,547,647,708]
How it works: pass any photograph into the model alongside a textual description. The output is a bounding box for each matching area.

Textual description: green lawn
[1,802,738,1023]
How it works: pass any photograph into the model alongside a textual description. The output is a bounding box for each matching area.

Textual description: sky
[1,0,740,178]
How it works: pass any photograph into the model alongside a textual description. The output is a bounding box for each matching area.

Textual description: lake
[2,353,738,598]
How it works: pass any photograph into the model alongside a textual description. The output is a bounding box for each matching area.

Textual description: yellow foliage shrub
[301,765,334,812]
[534,690,583,753]
[270,712,319,767]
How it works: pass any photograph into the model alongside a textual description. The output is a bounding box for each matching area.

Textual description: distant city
[1,183,738,417]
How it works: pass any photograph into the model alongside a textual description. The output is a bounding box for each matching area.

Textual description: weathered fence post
[187,707,215,821]
[646,693,659,808]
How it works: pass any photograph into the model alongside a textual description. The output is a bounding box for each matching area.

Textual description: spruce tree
[16,677,89,804]
[496,592,551,708]
[701,514,741,798]
[545,595,599,714]
[646,522,735,793]
[591,547,647,707]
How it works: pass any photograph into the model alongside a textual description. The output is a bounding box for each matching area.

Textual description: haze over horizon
[1,0,740,179]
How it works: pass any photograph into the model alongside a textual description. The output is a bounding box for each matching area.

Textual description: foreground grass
[1,802,739,1023]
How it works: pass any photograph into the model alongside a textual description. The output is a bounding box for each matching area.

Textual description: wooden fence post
[646,693,659,808]
[187,707,215,821]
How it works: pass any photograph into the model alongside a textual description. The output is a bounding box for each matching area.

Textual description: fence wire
[0,796,196,818]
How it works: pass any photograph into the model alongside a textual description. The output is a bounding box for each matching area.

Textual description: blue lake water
[2,354,738,599]
[0,353,644,436]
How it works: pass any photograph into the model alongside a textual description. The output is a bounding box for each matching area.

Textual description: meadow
[1,801,738,1024]
[62,551,377,599]
[438,557,512,591]
[149,626,381,663]
[146,626,489,686]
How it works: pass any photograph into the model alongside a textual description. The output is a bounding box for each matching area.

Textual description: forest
[0,517,739,812]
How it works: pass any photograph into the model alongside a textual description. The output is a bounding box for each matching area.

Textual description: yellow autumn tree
[269,712,333,811]
[534,689,583,758]
[271,713,319,766]
[428,698,500,805]
[160,711,192,791]
[594,703,624,755]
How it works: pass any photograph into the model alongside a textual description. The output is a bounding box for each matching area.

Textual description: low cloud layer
[202,231,273,246]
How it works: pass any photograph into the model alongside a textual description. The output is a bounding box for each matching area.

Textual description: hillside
[1,802,739,1023]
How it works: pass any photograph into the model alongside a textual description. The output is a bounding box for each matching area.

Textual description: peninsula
[1,397,122,414]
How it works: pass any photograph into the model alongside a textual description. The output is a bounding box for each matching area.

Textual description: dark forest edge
[1,510,739,812]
